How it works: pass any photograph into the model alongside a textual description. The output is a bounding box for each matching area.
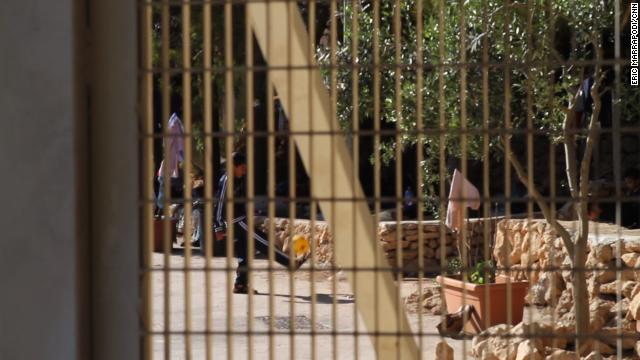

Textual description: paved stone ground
[150,248,477,360]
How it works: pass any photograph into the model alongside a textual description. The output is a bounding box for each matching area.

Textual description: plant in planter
[437,258,528,334]
[468,261,496,285]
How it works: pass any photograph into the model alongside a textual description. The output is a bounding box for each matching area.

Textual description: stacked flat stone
[484,219,640,358]
[379,221,487,269]
[255,217,489,269]
[254,217,334,265]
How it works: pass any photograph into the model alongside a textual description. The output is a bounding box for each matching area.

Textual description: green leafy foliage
[317,0,627,204]
[446,256,495,284]
[468,261,496,284]
[446,256,461,275]
[151,4,248,156]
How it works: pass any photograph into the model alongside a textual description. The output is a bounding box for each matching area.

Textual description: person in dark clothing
[622,168,640,229]
[587,201,616,224]
[212,152,306,294]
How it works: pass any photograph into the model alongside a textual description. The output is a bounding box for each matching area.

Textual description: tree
[320,0,636,353]
[151,3,333,192]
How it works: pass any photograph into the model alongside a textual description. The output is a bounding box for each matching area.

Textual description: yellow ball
[293,235,310,255]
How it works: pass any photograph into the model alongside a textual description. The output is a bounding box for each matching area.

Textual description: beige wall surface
[0,1,79,360]
[0,1,139,360]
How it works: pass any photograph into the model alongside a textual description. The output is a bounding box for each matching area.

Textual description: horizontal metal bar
[142,330,640,341]
[142,265,625,273]
[147,195,640,206]
[141,127,640,139]
[141,59,632,74]
[141,0,356,6]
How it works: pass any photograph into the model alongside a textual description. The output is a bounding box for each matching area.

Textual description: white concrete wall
[0,1,80,360]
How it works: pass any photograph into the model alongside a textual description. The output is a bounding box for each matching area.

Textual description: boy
[625,168,640,197]
[212,152,306,294]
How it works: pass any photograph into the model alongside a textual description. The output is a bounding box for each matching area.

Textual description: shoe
[233,284,258,294]
[295,252,311,270]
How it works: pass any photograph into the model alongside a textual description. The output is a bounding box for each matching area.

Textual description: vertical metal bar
[437,0,447,347]
[350,2,360,358]
[264,3,277,357]
[284,2,297,357]
[550,139,558,352]
[287,2,297,355]
[202,1,214,359]
[614,1,623,355]
[245,4,256,358]
[614,1,622,231]
[481,0,492,345]
[329,0,339,357]
[392,1,403,356]
[591,4,606,356]
[181,2,194,358]
[160,2,172,359]
[266,19,277,360]
[307,3,318,360]
[223,0,235,358]
[502,0,513,333]
[458,2,469,358]
[525,0,534,345]
[415,0,424,356]
[141,1,154,360]
[547,1,557,352]
[372,0,382,355]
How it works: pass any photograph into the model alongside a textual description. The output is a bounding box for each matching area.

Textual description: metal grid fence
[139,0,639,359]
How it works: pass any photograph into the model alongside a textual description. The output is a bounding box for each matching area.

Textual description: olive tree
[319,0,631,353]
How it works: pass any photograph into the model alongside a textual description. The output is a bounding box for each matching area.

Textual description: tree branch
[501,141,575,257]
[563,70,585,203]
[599,86,614,98]
[563,112,580,200]
[554,104,571,115]
[578,71,605,238]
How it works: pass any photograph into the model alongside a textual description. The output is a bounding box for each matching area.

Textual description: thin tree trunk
[574,34,605,355]
[505,135,591,355]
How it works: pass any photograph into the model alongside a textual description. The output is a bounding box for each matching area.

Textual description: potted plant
[436,259,528,334]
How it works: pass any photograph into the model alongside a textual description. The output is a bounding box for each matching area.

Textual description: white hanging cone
[445,169,480,232]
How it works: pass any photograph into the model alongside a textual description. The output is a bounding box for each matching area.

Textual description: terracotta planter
[436,274,529,334]
[153,219,177,252]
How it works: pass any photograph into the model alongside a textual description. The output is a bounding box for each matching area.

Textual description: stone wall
[255,217,488,269]
[254,217,334,265]
[478,219,640,358]
[492,219,567,287]
[379,221,487,272]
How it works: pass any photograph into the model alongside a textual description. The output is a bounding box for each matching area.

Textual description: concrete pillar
[0,1,86,360]
[0,1,138,359]
[89,0,138,359]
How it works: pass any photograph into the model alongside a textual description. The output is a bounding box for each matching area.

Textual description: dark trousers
[234,220,292,286]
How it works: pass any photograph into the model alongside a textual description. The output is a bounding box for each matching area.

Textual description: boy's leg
[233,223,249,287]
[237,220,292,268]
[156,175,165,214]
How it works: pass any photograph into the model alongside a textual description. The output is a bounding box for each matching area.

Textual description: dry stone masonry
[474,219,640,359]
[255,217,488,269]
[254,217,334,264]
[378,220,487,272]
